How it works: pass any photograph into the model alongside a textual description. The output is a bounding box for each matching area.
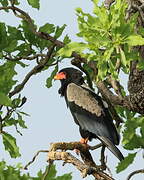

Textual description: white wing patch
[67,83,103,116]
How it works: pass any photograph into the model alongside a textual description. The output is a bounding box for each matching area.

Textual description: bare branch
[127,169,144,180]
[24,150,49,170]
[4,54,47,61]
[9,45,56,97]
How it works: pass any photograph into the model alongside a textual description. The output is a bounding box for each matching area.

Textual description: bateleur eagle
[54,67,124,161]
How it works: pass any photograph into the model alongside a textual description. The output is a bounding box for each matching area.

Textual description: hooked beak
[54,72,66,80]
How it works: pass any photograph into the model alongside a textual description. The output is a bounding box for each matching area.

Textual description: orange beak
[54,72,66,80]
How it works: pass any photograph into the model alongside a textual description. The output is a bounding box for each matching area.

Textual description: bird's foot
[80,138,89,148]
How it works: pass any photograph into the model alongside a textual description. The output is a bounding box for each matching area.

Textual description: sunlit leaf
[58,42,87,57]
[126,35,144,46]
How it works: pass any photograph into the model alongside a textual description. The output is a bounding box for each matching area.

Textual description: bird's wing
[66,83,119,145]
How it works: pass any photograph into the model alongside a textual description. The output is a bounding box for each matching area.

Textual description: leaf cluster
[0,161,72,180]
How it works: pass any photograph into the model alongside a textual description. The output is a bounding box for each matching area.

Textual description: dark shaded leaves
[39,23,55,34]
[0,61,17,94]
[46,65,58,88]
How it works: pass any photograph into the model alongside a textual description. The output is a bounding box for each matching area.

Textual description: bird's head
[54,67,84,96]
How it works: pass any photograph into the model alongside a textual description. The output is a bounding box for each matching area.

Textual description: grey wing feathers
[98,136,124,161]
[67,83,103,116]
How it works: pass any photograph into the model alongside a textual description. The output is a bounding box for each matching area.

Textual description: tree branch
[4,54,47,61]
[9,45,56,97]
[24,150,49,170]
[48,141,115,180]
[1,4,143,114]
[126,169,144,180]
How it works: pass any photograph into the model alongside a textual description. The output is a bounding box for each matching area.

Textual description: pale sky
[0,0,143,180]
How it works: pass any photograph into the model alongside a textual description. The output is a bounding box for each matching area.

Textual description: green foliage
[0,61,17,94]
[38,165,72,180]
[0,161,72,180]
[2,132,21,158]
[46,65,58,88]
[58,0,144,80]
[0,0,8,7]
[116,153,136,173]
[39,23,55,34]
[55,24,67,39]
[122,115,144,150]
[27,0,40,9]
[0,92,12,107]
[0,0,144,178]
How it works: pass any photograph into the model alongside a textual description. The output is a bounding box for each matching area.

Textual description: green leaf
[63,35,71,44]
[137,58,144,70]
[0,23,8,51]
[39,23,55,34]
[17,113,27,129]
[116,153,136,173]
[27,0,40,9]
[56,173,72,180]
[7,26,24,41]
[97,61,108,80]
[0,0,8,7]
[55,24,66,39]
[58,42,87,57]
[21,21,37,46]
[4,40,18,53]
[46,65,58,88]
[0,61,17,94]
[2,133,21,158]
[124,135,144,150]
[120,47,127,66]
[0,92,12,107]
[43,165,57,179]
[126,35,144,46]
[4,118,16,127]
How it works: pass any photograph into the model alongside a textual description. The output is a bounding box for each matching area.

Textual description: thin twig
[24,150,49,170]
[4,54,47,61]
[9,45,56,97]
[41,165,51,180]
[127,169,144,180]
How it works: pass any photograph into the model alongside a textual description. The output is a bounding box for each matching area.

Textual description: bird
[54,67,124,161]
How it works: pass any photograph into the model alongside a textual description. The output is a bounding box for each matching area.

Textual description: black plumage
[54,67,124,161]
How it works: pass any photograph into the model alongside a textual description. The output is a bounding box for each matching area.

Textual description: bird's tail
[98,136,124,161]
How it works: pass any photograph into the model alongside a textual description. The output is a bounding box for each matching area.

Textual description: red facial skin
[54,72,66,80]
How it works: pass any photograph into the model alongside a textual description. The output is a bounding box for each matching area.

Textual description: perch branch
[48,141,115,180]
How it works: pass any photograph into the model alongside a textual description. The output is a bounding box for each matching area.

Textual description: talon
[80,138,89,146]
